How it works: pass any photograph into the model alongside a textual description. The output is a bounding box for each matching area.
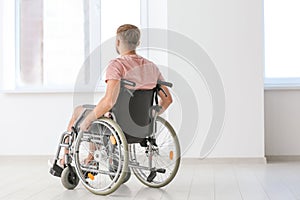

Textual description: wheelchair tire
[108,162,131,184]
[130,116,181,188]
[61,166,79,190]
[74,118,129,195]
[122,168,131,184]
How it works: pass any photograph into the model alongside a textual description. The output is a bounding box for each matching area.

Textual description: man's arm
[80,80,120,131]
[158,85,173,114]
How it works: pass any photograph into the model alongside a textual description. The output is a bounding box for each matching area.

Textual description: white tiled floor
[1,157,300,200]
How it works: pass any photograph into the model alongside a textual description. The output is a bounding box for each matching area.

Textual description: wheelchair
[49,79,181,195]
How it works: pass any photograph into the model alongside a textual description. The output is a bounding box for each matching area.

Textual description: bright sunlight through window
[264,0,300,79]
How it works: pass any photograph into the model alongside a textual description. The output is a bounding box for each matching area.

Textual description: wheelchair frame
[49,80,181,195]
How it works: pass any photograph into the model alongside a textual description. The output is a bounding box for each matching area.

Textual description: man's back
[106,54,164,90]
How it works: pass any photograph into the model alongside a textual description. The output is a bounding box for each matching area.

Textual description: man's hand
[158,85,173,115]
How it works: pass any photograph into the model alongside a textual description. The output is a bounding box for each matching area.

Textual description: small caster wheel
[61,166,79,190]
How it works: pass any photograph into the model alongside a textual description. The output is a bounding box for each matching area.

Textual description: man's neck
[120,50,136,56]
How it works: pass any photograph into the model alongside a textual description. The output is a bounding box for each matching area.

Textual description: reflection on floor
[1,156,300,200]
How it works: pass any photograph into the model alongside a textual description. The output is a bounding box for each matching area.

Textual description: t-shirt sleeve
[158,71,165,81]
[105,60,123,82]
[155,64,165,81]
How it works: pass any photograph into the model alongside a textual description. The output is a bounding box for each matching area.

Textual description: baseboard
[0,155,267,164]
[0,155,52,161]
[182,157,267,164]
[266,155,300,162]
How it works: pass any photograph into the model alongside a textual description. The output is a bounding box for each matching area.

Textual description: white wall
[0,0,265,158]
[265,90,300,156]
[0,93,74,155]
[0,0,3,82]
[168,0,265,158]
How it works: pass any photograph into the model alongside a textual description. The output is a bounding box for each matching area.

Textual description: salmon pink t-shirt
[105,54,164,90]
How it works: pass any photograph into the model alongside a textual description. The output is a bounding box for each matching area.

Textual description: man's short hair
[117,24,140,50]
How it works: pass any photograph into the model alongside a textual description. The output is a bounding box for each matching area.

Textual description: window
[1,0,167,92]
[264,0,300,87]
[18,0,85,88]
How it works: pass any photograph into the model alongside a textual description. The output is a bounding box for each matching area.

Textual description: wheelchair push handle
[120,79,172,88]
[121,79,136,87]
[157,80,173,88]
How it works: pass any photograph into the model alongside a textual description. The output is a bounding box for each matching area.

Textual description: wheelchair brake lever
[71,126,78,134]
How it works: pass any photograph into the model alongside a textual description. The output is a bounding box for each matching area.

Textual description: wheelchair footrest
[49,163,63,177]
[147,171,157,182]
[147,168,166,182]
[156,168,166,173]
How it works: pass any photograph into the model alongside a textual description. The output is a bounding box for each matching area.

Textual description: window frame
[264,78,300,90]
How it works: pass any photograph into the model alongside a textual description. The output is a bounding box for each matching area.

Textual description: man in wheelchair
[63,24,172,165]
[49,24,180,195]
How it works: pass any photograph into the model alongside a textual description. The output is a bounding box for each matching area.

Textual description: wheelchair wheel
[74,118,129,195]
[130,116,181,188]
[61,166,79,190]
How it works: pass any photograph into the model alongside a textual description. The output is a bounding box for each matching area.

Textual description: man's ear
[116,39,120,46]
[136,40,140,47]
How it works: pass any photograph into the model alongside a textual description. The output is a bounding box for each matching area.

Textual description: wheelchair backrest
[111,87,155,142]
